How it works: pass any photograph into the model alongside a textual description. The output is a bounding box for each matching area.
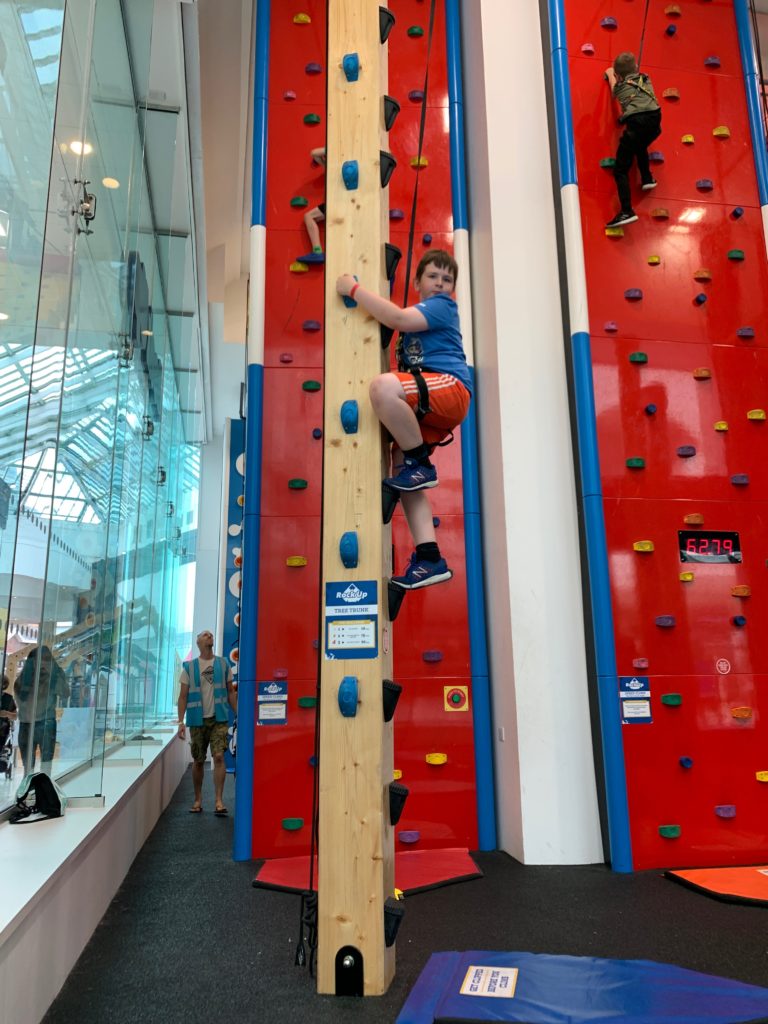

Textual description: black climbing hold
[383,482,400,524]
[385,242,402,281]
[383,679,402,722]
[389,782,409,826]
[379,7,395,43]
[384,95,400,131]
[384,897,405,947]
[380,151,397,188]
[388,581,406,622]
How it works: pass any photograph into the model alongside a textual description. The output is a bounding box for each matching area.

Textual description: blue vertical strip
[446,0,496,851]
[547,0,633,871]
[734,0,768,207]
[234,0,270,862]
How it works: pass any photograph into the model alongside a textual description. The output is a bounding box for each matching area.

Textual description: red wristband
[349,282,360,300]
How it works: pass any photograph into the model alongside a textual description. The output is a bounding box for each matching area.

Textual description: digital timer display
[678,530,742,563]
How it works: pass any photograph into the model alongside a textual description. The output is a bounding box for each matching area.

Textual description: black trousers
[614,110,662,213]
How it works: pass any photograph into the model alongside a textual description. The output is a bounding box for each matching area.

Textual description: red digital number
[686,538,698,554]
[698,538,709,553]
[723,539,733,555]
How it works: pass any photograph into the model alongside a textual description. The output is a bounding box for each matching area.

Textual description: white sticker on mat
[460,965,518,998]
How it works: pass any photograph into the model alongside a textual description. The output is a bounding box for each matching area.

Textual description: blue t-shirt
[400,293,471,394]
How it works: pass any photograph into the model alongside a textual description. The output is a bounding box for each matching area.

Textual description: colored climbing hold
[629,352,648,364]
[280,353,293,363]
[681,134,695,144]
[389,208,405,221]
[393,769,403,780]
[731,707,752,719]
[426,753,448,765]
[665,24,676,36]
[747,409,766,421]
[649,151,664,163]
[661,693,682,706]
[731,474,749,486]
[692,368,712,380]
[303,113,321,125]
[342,52,359,82]
[309,755,318,767]
[302,380,321,391]
[756,771,768,782]
[601,17,617,29]
[704,56,721,68]
[407,24,424,36]
[693,268,712,281]
[683,513,704,525]
[340,532,359,569]
[302,320,321,332]
[633,658,649,670]
[626,457,646,469]
[605,226,625,239]
[651,208,669,219]
[659,824,681,838]
[737,327,755,339]
[290,261,309,273]
[293,12,311,24]
[664,4,681,15]
[282,817,304,830]
[409,89,425,102]
[633,540,655,553]
[305,62,322,75]
[732,615,747,627]
[732,585,751,598]
[432,516,441,528]
[696,178,713,190]
[655,615,676,628]
[581,43,595,55]
[410,156,428,170]
[312,428,322,440]
[624,288,643,301]
[422,233,432,245]
[679,757,694,769]
[298,696,317,708]
[398,831,420,843]
[714,421,728,432]
[289,479,308,490]
[677,446,696,458]
[694,293,707,306]
[342,160,359,190]
[338,676,359,717]
[715,805,736,819]
[713,125,730,139]
[286,556,308,567]
[290,196,309,207]
[384,95,400,131]
[732,206,744,218]
[662,87,680,100]
[647,255,661,266]
[283,91,297,101]
[604,321,618,333]
[645,404,657,415]
[679,572,695,583]
[423,650,443,663]
[600,157,616,168]
[727,249,745,261]
[273,668,288,680]
[340,399,359,434]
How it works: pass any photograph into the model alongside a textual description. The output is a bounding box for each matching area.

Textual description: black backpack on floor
[9,772,67,824]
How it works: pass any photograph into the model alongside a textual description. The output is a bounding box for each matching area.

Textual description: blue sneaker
[391,553,453,590]
[383,459,437,492]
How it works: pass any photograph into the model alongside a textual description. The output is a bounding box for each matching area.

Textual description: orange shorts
[395,371,471,446]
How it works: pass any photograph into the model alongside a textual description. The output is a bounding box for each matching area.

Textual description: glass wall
[0,0,202,808]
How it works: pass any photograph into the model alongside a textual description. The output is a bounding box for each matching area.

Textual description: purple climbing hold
[677,446,696,458]
[280,353,294,364]
[581,43,595,56]
[283,90,297,101]
[423,650,443,663]
[604,320,618,333]
[731,473,749,486]
[273,668,289,680]
[737,327,755,339]
[656,615,676,628]
[601,16,618,29]
[390,208,405,221]
[624,288,643,301]
[409,90,425,102]
[305,62,322,75]
[312,428,322,440]
[715,805,736,818]
[696,178,714,191]
[302,320,321,332]
[633,658,649,669]
[398,830,420,843]
[649,151,665,163]
[422,233,433,245]
[704,55,721,68]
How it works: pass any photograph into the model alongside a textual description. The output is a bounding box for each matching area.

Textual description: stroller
[0,716,13,779]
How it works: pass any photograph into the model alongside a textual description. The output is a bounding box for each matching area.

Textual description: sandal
[214,806,228,817]
[189,804,203,814]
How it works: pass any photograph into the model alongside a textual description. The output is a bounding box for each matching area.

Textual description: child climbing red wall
[567,0,768,870]
[251,0,478,860]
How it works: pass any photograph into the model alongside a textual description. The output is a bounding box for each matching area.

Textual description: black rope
[636,0,651,70]
[401,0,438,308]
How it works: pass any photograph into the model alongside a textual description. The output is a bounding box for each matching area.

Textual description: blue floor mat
[396,951,768,1024]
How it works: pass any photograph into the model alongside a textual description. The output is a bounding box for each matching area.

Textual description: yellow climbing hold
[679,572,695,583]
[425,752,448,765]
[605,226,625,238]
[286,555,308,567]
[681,134,695,144]
[747,409,766,420]
[293,12,311,24]
[714,421,729,432]
[393,769,403,780]
[290,261,309,273]
[633,540,655,553]
[394,888,404,900]
[713,125,731,139]
[732,585,751,598]
[410,156,429,169]
[756,771,768,782]
[647,255,661,266]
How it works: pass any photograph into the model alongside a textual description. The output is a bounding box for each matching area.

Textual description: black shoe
[606,210,638,227]
[641,178,658,191]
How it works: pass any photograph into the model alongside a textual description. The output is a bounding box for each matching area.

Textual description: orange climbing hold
[693,268,712,282]
[662,87,680,100]
[731,585,751,598]
[651,208,670,219]
[731,707,753,720]
[693,368,712,380]
[683,513,705,525]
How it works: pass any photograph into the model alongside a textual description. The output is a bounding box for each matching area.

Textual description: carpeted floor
[44,768,768,1024]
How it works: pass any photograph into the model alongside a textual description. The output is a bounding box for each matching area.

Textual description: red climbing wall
[567,0,768,869]
[251,0,478,859]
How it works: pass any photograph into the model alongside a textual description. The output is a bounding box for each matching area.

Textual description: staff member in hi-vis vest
[177,630,237,816]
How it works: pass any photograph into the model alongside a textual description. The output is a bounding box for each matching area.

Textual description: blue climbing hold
[694,293,707,305]
[390,208,405,221]
[665,23,677,35]
[649,151,665,163]
[340,399,359,434]
[677,446,696,458]
[422,233,432,245]
[737,326,755,339]
[342,160,359,190]
[679,756,694,769]
[704,55,721,68]
[696,178,714,191]
[656,615,676,628]
[432,516,440,528]
[601,16,617,29]
[733,615,747,627]
[625,288,643,301]
[343,275,359,308]
[342,52,360,82]
[408,89,425,102]
[645,404,657,415]
[731,473,749,486]
[338,676,359,718]
[423,650,443,663]
[339,531,359,568]
[312,428,322,440]
[732,206,744,218]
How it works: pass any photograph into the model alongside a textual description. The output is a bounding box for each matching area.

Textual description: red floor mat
[253,847,482,896]
[666,865,768,906]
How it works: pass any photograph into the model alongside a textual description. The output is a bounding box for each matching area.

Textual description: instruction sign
[460,965,518,998]
[619,676,652,723]
[257,680,287,725]
[325,580,378,660]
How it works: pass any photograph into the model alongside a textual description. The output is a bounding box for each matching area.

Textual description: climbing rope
[636,0,651,70]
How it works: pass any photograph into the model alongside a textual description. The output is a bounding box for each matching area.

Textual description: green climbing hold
[629,352,648,364]
[303,113,321,125]
[626,457,646,469]
[727,249,745,261]
[289,478,308,489]
[658,824,681,839]
[661,693,682,706]
[302,380,321,392]
[282,817,304,831]
[600,157,617,168]
[298,696,317,708]
[407,25,424,37]
[290,196,309,207]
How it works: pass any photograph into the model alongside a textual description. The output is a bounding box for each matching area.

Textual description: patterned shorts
[190,718,229,763]
[393,371,471,446]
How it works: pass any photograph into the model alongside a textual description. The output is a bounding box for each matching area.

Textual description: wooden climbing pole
[317,0,398,997]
